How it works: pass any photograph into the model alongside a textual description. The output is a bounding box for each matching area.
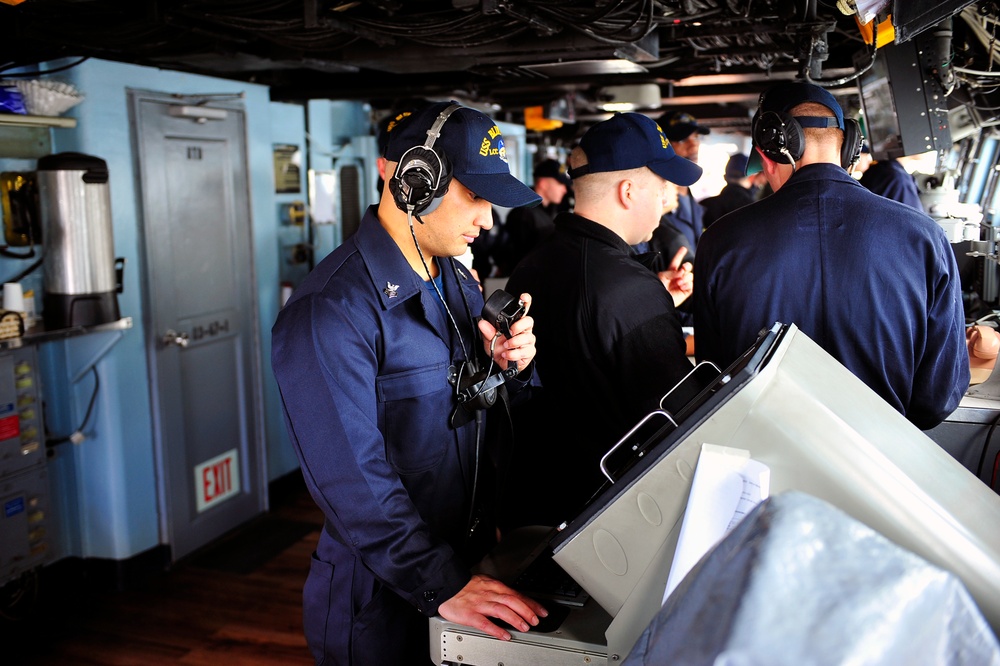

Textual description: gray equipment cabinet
[0,346,52,587]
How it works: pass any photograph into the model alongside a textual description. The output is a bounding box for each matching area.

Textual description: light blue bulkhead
[0,57,379,563]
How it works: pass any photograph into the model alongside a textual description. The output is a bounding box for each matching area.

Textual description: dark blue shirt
[694,163,968,430]
[504,213,690,526]
[700,182,756,229]
[860,159,923,211]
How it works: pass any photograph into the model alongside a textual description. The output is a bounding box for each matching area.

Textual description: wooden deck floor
[3,474,323,666]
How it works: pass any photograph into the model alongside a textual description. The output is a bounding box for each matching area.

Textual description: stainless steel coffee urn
[36,152,123,329]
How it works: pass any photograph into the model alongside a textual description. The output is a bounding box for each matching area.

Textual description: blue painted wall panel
[0,58,345,561]
[266,101,307,480]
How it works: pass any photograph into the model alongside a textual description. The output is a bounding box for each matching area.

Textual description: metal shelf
[0,316,132,352]
[0,114,77,158]
[0,114,77,129]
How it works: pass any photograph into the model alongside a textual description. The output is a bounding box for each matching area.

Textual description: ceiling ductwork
[0,1,994,136]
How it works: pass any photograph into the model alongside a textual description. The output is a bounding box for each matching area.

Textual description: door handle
[162,329,190,348]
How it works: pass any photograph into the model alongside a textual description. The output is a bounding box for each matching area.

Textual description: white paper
[662,443,770,605]
[855,0,890,26]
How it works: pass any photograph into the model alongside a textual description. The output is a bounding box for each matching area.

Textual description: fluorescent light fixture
[602,102,636,112]
[598,83,662,112]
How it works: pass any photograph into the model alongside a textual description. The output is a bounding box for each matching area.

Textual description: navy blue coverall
[694,163,969,430]
[272,206,517,664]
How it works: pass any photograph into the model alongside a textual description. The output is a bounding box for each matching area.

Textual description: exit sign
[194,449,241,513]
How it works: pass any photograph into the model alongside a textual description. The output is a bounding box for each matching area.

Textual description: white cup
[3,283,24,313]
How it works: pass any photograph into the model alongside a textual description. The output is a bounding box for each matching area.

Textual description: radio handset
[454,289,526,412]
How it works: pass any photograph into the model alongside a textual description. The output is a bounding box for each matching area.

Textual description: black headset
[389,103,462,217]
[751,91,863,170]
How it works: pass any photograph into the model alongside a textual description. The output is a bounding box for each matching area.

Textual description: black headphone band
[406,102,462,190]
[794,116,840,129]
[423,103,461,151]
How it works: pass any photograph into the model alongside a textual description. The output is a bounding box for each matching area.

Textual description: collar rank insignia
[384,282,399,298]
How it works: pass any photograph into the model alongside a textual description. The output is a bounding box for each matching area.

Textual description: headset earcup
[783,115,805,162]
[388,175,406,211]
[391,145,437,214]
[390,145,451,216]
[841,118,863,170]
[754,111,804,164]
[753,110,783,160]
[419,155,452,216]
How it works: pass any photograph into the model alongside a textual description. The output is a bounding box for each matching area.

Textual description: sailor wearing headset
[272,101,547,665]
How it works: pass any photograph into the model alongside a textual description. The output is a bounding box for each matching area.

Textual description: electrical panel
[0,347,44,478]
[0,346,51,588]
[0,466,51,587]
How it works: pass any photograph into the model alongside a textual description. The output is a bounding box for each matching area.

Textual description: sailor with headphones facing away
[271,100,547,665]
[694,81,969,432]
[748,83,863,175]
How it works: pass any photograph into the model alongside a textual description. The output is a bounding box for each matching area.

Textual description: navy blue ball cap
[746,81,846,175]
[758,81,845,129]
[569,112,703,187]
[377,108,416,156]
[725,153,750,180]
[384,101,541,209]
[534,158,571,186]
[658,110,711,142]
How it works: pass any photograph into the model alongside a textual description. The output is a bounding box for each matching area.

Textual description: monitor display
[892,0,977,44]
[857,37,952,160]
[573,329,779,520]
[857,50,900,159]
